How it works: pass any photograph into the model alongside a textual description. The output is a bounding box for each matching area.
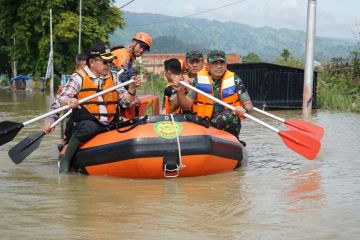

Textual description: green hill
[110,11,356,61]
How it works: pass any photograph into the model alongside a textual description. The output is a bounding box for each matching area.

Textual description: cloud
[183,4,196,13]
[280,0,298,9]
[118,0,359,39]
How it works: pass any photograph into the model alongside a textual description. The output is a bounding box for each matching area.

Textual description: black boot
[58,137,83,173]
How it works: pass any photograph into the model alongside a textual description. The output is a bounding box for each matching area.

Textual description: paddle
[0,70,130,146]
[253,107,324,141]
[8,110,72,164]
[179,81,321,160]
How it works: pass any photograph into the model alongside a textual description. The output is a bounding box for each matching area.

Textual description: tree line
[0,0,123,77]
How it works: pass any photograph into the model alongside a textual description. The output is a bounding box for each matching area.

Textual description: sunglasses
[94,58,113,65]
[210,60,226,64]
[138,42,150,51]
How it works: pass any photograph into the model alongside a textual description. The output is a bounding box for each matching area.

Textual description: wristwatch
[128,90,136,96]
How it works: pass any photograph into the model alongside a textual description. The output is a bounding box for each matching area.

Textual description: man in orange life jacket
[183,50,205,83]
[42,53,88,135]
[162,58,184,114]
[173,50,253,139]
[111,32,152,86]
[163,50,205,114]
[57,42,141,173]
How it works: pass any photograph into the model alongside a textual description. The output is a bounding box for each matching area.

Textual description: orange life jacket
[76,69,119,122]
[164,95,182,114]
[193,69,242,119]
[163,83,183,114]
[112,47,133,68]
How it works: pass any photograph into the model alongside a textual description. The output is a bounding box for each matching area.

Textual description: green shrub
[317,71,360,112]
[0,75,10,86]
[138,73,168,105]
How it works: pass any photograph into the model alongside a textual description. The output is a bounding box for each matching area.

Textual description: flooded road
[0,89,359,239]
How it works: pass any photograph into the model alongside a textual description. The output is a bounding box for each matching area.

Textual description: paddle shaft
[8,109,73,164]
[179,81,279,133]
[22,72,133,127]
[253,106,324,141]
[253,107,284,122]
[50,109,72,128]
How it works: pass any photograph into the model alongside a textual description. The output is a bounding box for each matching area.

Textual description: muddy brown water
[0,89,359,239]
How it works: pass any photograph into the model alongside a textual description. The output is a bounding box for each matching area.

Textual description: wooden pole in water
[49,9,54,99]
[303,0,317,118]
[13,37,17,78]
[78,0,82,54]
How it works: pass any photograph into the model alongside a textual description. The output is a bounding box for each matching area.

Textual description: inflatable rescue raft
[62,114,246,178]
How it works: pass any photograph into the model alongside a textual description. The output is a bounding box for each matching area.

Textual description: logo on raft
[153,121,183,139]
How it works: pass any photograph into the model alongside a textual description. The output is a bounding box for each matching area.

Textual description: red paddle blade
[278,130,321,160]
[285,120,324,141]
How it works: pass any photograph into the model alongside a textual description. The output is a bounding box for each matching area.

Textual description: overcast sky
[115,0,360,40]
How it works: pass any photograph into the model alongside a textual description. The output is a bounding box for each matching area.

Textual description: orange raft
[69,114,246,178]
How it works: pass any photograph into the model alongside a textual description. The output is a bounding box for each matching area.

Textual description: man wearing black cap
[42,53,88,136]
[56,41,141,173]
[173,50,253,140]
[162,58,184,114]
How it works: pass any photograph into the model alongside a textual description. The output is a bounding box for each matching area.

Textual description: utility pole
[303,0,317,117]
[13,37,17,78]
[78,0,82,54]
[50,9,54,99]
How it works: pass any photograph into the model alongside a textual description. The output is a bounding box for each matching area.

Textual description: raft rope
[170,114,186,171]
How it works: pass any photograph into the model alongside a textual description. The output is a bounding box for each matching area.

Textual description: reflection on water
[285,168,325,213]
[1,89,360,239]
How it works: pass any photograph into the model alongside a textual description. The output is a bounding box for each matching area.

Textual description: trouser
[211,109,242,138]
[59,120,108,173]
[71,120,108,142]
[63,117,74,144]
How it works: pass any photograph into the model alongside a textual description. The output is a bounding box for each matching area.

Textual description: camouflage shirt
[187,74,250,137]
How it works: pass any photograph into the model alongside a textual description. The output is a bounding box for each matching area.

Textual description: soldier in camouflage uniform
[173,50,253,140]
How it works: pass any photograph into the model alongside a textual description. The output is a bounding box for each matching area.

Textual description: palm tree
[281,48,291,62]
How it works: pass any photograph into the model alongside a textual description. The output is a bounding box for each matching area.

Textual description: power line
[119,0,136,9]
[126,0,248,27]
[146,0,172,12]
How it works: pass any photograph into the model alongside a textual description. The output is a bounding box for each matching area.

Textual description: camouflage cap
[207,50,226,63]
[186,50,203,62]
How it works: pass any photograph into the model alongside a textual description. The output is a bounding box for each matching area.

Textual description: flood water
[0,88,359,239]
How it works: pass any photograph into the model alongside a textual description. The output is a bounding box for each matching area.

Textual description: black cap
[88,42,116,61]
[164,58,182,74]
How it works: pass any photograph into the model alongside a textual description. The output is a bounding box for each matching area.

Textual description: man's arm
[42,100,61,133]
[176,88,196,111]
[113,72,141,108]
[58,74,82,107]
[170,93,180,113]
[234,76,254,117]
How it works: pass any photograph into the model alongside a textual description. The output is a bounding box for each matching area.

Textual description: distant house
[141,53,241,74]
[141,53,185,75]
[11,74,30,91]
